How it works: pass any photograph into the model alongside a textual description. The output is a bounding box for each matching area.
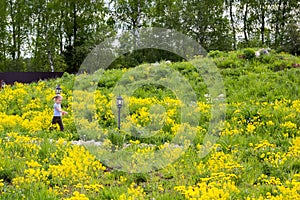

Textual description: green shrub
[269,60,293,72]
[258,54,274,64]
[242,48,256,60]
[216,58,239,69]
[208,50,227,58]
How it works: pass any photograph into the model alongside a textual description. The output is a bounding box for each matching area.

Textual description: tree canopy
[0,0,299,72]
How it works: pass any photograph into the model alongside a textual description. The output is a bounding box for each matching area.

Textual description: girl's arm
[55,105,62,112]
[61,110,68,115]
[55,106,68,115]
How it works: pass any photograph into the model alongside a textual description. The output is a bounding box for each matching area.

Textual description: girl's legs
[51,116,64,131]
[57,117,64,131]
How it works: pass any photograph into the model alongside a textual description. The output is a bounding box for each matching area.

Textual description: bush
[216,58,239,69]
[242,48,256,60]
[269,60,291,72]
[208,50,228,58]
[282,23,300,55]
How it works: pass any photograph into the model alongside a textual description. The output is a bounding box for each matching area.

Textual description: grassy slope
[0,49,300,199]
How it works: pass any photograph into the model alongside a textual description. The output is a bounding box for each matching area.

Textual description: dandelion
[281,121,297,129]
[0,179,4,188]
[247,123,256,133]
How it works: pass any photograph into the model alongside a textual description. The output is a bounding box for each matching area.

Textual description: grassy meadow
[0,49,300,199]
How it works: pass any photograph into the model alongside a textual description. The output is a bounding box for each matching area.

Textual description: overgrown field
[0,49,300,199]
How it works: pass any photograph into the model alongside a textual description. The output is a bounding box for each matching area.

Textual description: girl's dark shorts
[51,116,64,131]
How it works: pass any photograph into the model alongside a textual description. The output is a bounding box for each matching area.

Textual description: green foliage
[98,49,300,103]
[281,23,300,55]
[0,1,299,71]
[216,58,239,69]
[0,50,300,199]
[242,48,256,60]
[208,50,228,58]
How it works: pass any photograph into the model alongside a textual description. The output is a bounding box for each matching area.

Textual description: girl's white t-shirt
[54,103,62,116]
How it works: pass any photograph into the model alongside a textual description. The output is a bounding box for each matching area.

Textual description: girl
[51,95,68,131]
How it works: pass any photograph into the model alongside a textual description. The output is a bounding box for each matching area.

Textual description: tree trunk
[243,3,249,43]
[9,0,16,60]
[44,12,54,72]
[274,0,282,46]
[0,1,7,60]
[136,0,141,40]
[17,26,21,60]
[229,0,236,49]
[46,32,54,72]
[280,0,288,45]
[261,3,265,45]
[48,50,54,72]
[73,2,77,46]
[59,10,63,55]
[35,14,40,58]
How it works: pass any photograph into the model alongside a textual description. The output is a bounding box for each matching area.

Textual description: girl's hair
[53,95,62,100]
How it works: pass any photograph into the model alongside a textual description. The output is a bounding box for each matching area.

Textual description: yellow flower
[64,191,89,200]
[119,183,146,200]
[129,140,141,145]
[292,100,300,113]
[0,179,4,188]
[281,121,297,129]
[266,121,275,126]
[26,160,42,168]
[247,123,256,133]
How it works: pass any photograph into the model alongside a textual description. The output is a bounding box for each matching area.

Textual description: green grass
[0,48,300,199]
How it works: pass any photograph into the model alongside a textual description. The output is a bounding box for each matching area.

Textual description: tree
[241,0,250,43]
[270,0,299,48]
[225,0,238,49]
[7,0,31,61]
[237,0,268,47]
[27,0,113,72]
[0,0,300,72]
[0,0,8,63]
[110,0,151,34]
[181,0,232,50]
[62,0,112,72]
[150,0,183,30]
[282,23,300,55]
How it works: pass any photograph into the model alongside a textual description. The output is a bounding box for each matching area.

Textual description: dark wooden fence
[0,72,64,84]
